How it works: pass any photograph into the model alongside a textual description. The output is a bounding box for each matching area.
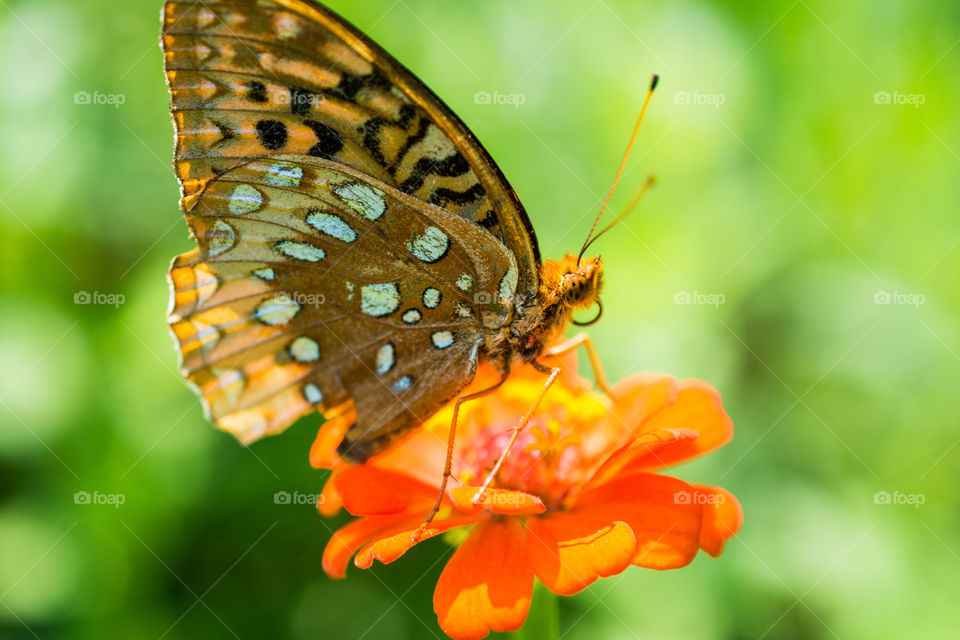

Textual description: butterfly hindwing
[168,155,519,449]
[162,0,540,298]
[162,0,547,455]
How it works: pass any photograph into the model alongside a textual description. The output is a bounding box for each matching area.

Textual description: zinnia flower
[310,349,742,640]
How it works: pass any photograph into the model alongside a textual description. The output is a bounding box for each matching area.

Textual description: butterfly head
[540,254,604,325]
[561,255,603,306]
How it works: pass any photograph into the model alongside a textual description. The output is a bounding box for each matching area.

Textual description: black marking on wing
[398,151,471,194]
[430,183,486,208]
[390,116,430,175]
[476,209,499,229]
[289,86,317,116]
[303,119,345,158]
[246,80,268,103]
[366,70,393,91]
[357,116,389,167]
[255,119,287,150]
[396,104,416,129]
[333,72,364,100]
[211,119,238,148]
[356,104,420,172]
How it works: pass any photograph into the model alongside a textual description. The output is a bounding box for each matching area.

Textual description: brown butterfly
[162,0,657,521]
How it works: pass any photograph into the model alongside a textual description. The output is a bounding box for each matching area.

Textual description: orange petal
[607,372,679,432]
[318,467,344,517]
[584,427,700,491]
[526,510,636,595]
[355,514,483,568]
[309,408,354,469]
[322,513,417,579]
[451,487,546,516]
[368,429,448,488]
[335,466,436,516]
[695,485,743,557]
[434,518,534,640]
[623,380,733,471]
[576,473,703,570]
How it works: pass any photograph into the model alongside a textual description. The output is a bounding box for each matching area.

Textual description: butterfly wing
[162,0,540,299]
[168,155,519,457]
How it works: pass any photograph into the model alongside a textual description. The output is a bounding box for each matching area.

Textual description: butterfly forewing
[168,156,518,450]
[162,0,539,297]
[162,0,546,456]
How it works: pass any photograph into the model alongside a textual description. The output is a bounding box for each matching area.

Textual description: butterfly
[162,0,657,518]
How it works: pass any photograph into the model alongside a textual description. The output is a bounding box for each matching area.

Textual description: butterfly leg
[415,376,508,538]
[542,331,612,394]
[471,361,560,503]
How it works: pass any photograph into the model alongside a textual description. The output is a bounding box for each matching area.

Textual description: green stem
[507,582,559,640]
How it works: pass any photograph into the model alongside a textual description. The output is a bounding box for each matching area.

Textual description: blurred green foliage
[1,0,958,638]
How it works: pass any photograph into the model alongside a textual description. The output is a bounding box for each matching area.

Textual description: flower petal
[526,511,636,595]
[451,487,546,516]
[695,485,742,557]
[622,380,733,471]
[335,466,436,516]
[607,372,679,432]
[434,518,534,640]
[322,513,416,579]
[355,514,483,568]
[368,426,448,488]
[576,473,703,569]
[318,467,344,517]
[309,408,354,469]
[583,427,700,491]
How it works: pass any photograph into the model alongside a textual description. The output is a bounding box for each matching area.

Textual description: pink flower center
[458,418,586,509]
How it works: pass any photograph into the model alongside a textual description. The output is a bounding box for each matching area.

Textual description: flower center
[459,418,585,508]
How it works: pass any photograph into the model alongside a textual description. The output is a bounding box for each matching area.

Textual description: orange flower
[312,350,742,640]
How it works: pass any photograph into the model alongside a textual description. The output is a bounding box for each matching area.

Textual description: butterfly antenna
[580,172,657,254]
[578,73,659,263]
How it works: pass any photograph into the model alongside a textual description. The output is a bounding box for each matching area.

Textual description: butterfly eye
[562,275,588,303]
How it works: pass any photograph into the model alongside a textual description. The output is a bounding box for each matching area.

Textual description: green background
[1,0,957,638]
